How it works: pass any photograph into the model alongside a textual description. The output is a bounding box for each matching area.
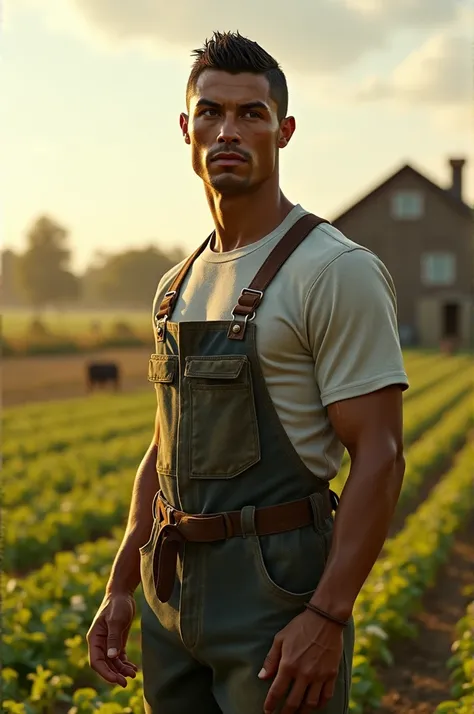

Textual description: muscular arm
[309,385,405,621]
[105,410,160,596]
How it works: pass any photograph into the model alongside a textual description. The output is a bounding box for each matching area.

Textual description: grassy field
[2,309,152,355]
[2,351,474,713]
[3,309,152,337]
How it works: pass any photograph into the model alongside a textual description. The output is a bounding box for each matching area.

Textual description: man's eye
[244,111,261,119]
[202,108,218,116]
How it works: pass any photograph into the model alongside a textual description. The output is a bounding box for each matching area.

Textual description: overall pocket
[252,518,333,604]
[148,354,179,477]
[184,354,261,479]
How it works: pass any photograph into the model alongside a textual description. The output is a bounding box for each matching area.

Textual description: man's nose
[217,113,241,144]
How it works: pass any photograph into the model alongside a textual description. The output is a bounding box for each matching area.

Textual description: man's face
[181,70,294,195]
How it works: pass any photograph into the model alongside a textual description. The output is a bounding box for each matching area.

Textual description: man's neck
[205,182,295,253]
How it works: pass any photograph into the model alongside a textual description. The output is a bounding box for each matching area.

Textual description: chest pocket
[148,354,179,477]
[184,355,261,479]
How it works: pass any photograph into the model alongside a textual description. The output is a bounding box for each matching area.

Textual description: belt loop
[240,505,257,538]
[151,491,160,520]
[309,492,325,531]
[221,512,234,539]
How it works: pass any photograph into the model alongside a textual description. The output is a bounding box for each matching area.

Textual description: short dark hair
[186,31,289,120]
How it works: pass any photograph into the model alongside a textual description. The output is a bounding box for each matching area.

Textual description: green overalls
[139,214,355,713]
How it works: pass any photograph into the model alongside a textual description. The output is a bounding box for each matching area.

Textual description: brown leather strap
[152,490,333,603]
[227,213,328,340]
[154,233,213,341]
[154,524,185,603]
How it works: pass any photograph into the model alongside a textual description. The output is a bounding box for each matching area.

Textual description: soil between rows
[364,512,474,714]
[2,347,152,407]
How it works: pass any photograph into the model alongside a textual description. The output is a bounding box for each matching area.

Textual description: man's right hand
[87,592,138,688]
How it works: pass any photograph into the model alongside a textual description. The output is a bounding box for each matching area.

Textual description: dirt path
[2,347,153,407]
[365,514,474,714]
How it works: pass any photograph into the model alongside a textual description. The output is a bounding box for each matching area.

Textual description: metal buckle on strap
[241,287,264,300]
[154,314,168,341]
[230,311,256,325]
[155,291,176,341]
[230,288,264,322]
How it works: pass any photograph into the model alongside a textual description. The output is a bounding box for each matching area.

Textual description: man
[87,31,409,714]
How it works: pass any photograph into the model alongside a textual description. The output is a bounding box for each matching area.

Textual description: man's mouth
[211,152,247,166]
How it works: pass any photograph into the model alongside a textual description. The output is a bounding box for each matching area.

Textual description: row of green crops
[401,353,473,403]
[435,596,474,714]
[349,441,474,712]
[332,378,474,496]
[2,351,472,711]
[4,441,472,712]
[2,406,155,463]
[3,530,145,711]
[5,365,473,573]
[3,389,155,443]
[4,432,150,510]
[3,425,473,708]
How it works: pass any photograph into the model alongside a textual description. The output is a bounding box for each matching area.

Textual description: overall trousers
[139,213,355,713]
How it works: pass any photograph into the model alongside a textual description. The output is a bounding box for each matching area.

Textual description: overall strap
[227,213,329,340]
[154,233,212,340]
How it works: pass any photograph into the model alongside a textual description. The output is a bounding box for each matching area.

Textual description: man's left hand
[259,610,344,713]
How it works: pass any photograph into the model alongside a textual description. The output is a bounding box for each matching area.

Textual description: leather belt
[152,489,336,603]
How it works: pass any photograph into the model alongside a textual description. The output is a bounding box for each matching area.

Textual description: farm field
[2,309,153,357]
[2,351,474,713]
[2,346,153,407]
[2,309,152,340]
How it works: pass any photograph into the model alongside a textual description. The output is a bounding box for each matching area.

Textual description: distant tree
[1,249,25,306]
[16,215,80,311]
[83,244,185,308]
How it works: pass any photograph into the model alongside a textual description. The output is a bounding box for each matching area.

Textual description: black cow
[86,362,120,392]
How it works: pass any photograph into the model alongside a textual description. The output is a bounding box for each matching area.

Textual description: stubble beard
[207,172,253,196]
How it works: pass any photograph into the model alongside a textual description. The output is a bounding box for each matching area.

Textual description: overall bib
[139,214,355,713]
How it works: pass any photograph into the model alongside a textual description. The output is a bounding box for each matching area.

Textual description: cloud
[9,0,471,131]
[355,31,473,106]
[10,0,464,75]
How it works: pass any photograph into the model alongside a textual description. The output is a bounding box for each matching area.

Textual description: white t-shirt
[152,204,409,481]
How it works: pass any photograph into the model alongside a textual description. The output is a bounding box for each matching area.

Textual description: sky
[3,0,473,273]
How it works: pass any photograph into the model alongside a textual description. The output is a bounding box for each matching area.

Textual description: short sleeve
[305,248,409,407]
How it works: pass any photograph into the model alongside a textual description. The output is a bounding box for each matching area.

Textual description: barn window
[421,252,456,286]
[391,190,424,220]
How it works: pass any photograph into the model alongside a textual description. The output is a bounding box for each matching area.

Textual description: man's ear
[180,113,190,144]
[278,116,296,148]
